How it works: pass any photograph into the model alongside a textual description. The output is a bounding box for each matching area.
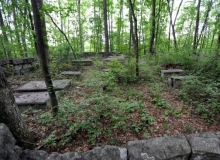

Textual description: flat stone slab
[103,56,125,62]
[61,71,81,76]
[161,69,184,78]
[71,59,93,66]
[14,92,50,112]
[15,79,71,92]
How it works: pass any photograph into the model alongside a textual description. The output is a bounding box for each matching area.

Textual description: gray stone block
[20,149,49,160]
[46,152,82,160]
[127,135,191,160]
[82,145,127,160]
[187,133,220,160]
[15,79,72,92]
[13,59,24,65]
[0,123,17,160]
[168,76,195,89]
[161,69,184,79]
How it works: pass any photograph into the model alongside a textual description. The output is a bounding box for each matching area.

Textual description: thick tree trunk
[193,0,201,54]
[0,71,28,141]
[149,0,156,55]
[31,0,59,116]
[103,0,110,57]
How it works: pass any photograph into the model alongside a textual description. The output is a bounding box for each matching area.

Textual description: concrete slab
[71,59,93,66]
[161,69,184,78]
[14,92,50,112]
[61,71,81,75]
[168,76,195,89]
[15,79,71,92]
[103,56,125,62]
[14,91,61,112]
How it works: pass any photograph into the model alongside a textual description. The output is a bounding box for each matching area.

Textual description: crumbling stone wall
[0,58,38,76]
[1,123,220,160]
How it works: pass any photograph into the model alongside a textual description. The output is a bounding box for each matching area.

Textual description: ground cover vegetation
[1,0,220,154]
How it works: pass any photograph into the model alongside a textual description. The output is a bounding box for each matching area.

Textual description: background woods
[0,0,220,59]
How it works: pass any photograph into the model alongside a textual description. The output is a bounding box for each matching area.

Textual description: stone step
[14,92,60,112]
[61,71,81,78]
[161,69,184,78]
[71,59,93,66]
[15,79,71,92]
[168,76,195,89]
[103,56,125,62]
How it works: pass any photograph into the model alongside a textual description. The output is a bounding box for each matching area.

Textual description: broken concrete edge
[1,123,220,160]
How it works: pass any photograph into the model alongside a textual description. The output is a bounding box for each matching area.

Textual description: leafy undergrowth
[8,59,220,153]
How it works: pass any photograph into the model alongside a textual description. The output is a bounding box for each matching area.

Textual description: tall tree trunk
[37,0,50,62]
[128,0,139,77]
[197,0,213,46]
[149,0,156,55]
[77,0,84,55]
[26,0,38,55]
[31,0,59,116]
[103,0,110,57]
[12,0,22,54]
[0,71,29,142]
[155,0,162,52]
[167,0,177,49]
[193,0,201,54]
[0,8,11,58]
[58,0,64,43]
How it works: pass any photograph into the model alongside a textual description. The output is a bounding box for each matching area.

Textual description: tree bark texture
[128,0,139,77]
[31,0,59,116]
[149,0,156,55]
[36,0,50,62]
[0,8,11,58]
[103,0,110,57]
[193,0,201,54]
[0,71,28,141]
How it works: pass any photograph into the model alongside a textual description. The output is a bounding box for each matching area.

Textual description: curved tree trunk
[0,71,28,142]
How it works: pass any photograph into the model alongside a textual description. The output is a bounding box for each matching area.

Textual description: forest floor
[8,62,220,154]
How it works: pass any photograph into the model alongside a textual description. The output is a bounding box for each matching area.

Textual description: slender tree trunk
[197,0,213,45]
[0,8,11,58]
[26,0,38,55]
[31,0,59,116]
[155,0,162,51]
[128,0,139,77]
[193,0,201,54]
[0,71,29,142]
[37,0,50,62]
[12,1,22,54]
[103,0,110,57]
[58,0,64,43]
[149,0,156,55]
[77,0,84,55]
[47,14,77,59]
[167,0,177,49]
